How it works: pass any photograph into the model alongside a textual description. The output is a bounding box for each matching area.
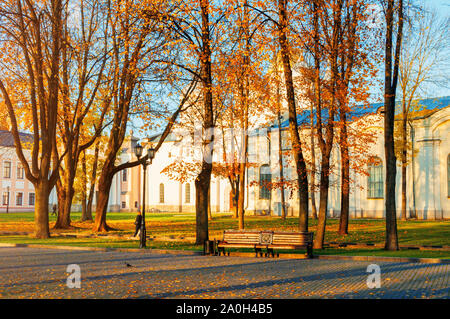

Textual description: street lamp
[6,186,10,214]
[134,142,155,248]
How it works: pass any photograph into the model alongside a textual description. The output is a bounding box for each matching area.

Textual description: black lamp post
[134,143,155,248]
[6,186,10,214]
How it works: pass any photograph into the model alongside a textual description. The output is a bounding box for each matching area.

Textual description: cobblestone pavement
[0,247,448,299]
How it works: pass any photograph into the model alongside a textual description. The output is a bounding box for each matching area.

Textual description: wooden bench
[216,230,263,257]
[215,230,313,258]
[268,231,313,258]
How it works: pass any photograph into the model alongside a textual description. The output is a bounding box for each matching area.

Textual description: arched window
[259,165,271,199]
[367,156,383,198]
[185,183,191,203]
[159,183,164,203]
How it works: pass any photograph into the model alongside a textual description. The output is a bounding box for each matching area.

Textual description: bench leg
[213,240,218,256]
[306,245,313,258]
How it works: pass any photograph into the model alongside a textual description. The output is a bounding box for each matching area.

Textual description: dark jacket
[134,214,142,226]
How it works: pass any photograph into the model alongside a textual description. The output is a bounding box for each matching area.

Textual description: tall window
[368,156,383,198]
[259,165,272,199]
[2,192,9,205]
[159,183,164,203]
[29,193,35,206]
[122,169,127,182]
[3,161,11,178]
[185,183,191,203]
[16,193,23,206]
[17,164,24,179]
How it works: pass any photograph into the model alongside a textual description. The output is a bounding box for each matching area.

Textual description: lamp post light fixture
[134,142,155,248]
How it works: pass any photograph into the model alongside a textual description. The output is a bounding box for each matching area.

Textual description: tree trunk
[207,185,212,221]
[277,0,309,232]
[55,177,65,221]
[237,168,246,229]
[385,96,399,250]
[384,0,402,251]
[310,102,318,220]
[86,190,95,221]
[278,127,287,220]
[236,0,250,230]
[194,0,214,245]
[231,187,238,218]
[85,144,99,221]
[81,194,88,221]
[54,167,75,229]
[93,163,115,232]
[274,48,287,221]
[195,166,211,245]
[81,150,89,221]
[339,113,350,235]
[34,181,51,239]
[314,155,331,249]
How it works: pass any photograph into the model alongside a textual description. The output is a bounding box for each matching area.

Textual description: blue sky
[408,0,449,98]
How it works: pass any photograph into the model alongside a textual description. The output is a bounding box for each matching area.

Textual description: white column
[432,140,442,218]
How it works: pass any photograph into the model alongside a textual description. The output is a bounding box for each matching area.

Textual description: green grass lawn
[0,212,449,259]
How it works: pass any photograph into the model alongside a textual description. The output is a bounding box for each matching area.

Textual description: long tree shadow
[0,253,175,272]
[1,254,447,293]
[136,263,449,299]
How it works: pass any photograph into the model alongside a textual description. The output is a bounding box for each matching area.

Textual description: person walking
[52,204,57,216]
[133,211,142,238]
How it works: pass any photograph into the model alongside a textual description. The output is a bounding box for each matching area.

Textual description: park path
[0,247,448,299]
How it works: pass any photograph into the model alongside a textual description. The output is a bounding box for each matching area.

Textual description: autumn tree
[147,0,233,244]
[234,0,251,230]
[73,139,104,222]
[382,0,404,251]
[92,0,191,232]
[284,0,377,246]
[397,5,449,220]
[217,0,271,229]
[309,0,341,249]
[53,0,110,229]
[274,0,310,231]
[271,51,289,220]
[335,1,378,235]
[0,0,65,238]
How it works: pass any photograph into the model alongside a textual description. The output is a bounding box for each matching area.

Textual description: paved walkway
[0,247,448,299]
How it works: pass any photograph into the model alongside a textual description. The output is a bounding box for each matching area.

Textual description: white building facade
[1,98,449,220]
[108,96,450,220]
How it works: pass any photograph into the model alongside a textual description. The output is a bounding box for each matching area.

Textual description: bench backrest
[222,230,313,245]
[272,232,313,245]
[223,230,261,244]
